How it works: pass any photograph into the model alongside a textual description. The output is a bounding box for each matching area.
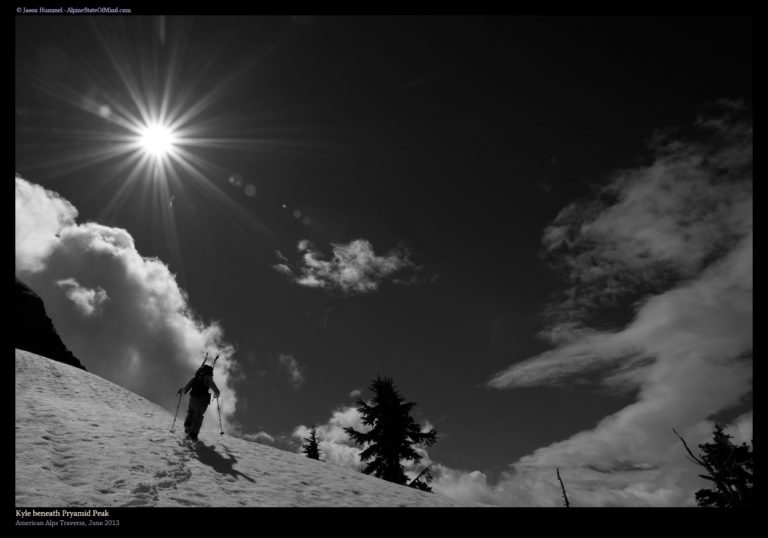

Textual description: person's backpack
[189,365,213,400]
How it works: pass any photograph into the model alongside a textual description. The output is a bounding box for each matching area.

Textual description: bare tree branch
[556,467,570,508]
[673,428,706,467]
[673,427,740,506]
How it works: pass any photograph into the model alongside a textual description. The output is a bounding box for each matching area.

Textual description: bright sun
[139,123,177,158]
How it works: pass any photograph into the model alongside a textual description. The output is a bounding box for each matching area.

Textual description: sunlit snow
[15,349,458,507]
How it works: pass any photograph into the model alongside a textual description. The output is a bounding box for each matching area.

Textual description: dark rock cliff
[15,278,86,370]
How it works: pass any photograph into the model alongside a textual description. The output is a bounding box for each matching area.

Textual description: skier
[178,360,220,441]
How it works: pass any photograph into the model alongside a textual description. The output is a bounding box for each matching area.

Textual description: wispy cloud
[15,175,239,432]
[539,110,751,332]
[278,354,305,389]
[273,263,292,276]
[275,249,289,263]
[485,106,752,506]
[274,239,417,294]
[348,389,362,398]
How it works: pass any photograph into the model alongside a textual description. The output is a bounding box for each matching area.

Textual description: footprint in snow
[123,483,159,506]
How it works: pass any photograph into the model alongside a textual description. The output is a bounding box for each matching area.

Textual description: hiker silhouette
[178,357,220,441]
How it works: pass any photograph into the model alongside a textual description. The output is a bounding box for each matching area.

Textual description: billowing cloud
[430,457,701,507]
[15,175,239,433]
[486,107,752,505]
[274,239,416,294]
[56,278,109,316]
[292,404,439,487]
[291,407,514,506]
[278,354,305,389]
[293,406,369,469]
[15,176,78,273]
[348,389,362,398]
[431,467,519,507]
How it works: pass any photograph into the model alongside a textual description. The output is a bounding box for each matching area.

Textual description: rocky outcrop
[15,278,86,370]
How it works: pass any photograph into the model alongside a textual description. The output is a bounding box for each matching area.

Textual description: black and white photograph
[15,12,752,515]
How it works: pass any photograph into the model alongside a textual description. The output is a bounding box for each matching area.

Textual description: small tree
[302,426,321,460]
[345,376,437,485]
[674,424,753,507]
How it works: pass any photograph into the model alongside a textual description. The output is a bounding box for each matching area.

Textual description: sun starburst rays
[15,18,294,277]
[138,123,177,158]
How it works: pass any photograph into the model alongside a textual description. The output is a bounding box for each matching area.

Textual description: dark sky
[15,14,753,484]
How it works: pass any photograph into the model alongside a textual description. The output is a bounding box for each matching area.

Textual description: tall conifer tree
[345,376,437,485]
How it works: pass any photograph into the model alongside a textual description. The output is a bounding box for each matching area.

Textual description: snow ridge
[15,349,457,507]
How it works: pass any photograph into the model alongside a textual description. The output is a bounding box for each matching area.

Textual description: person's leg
[190,400,208,439]
[183,400,195,434]
[185,397,203,439]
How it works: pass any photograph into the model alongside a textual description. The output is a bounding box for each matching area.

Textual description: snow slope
[15,349,458,507]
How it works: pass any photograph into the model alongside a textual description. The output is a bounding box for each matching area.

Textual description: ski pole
[216,396,224,435]
[170,390,183,432]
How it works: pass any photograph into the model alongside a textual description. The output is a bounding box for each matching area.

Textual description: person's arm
[207,377,221,398]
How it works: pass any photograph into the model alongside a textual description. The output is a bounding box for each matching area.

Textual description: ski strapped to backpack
[195,352,220,376]
[189,352,220,401]
[197,352,220,370]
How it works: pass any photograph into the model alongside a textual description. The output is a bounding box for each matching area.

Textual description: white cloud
[275,250,289,263]
[272,263,292,276]
[15,176,239,433]
[296,274,325,288]
[486,108,752,506]
[56,278,109,316]
[290,406,520,506]
[241,431,276,444]
[348,389,362,398]
[292,404,441,483]
[540,112,751,328]
[432,455,723,507]
[725,411,752,445]
[15,176,78,273]
[431,467,514,506]
[278,354,305,389]
[292,406,368,469]
[276,239,415,294]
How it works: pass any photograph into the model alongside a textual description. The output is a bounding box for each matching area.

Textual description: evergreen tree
[302,426,321,460]
[674,424,753,507]
[345,376,437,485]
